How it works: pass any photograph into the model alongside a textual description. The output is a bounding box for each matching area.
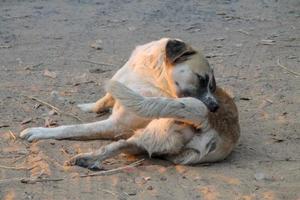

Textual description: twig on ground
[0,124,9,128]
[258,159,299,163]
[100,189,120,198]
[277,58,300,77]
[0,151,28,159]
[60,148,71,158]
[2,15,31,20]
[78,59,116,67]
[79,159,144,178]
[8,130,17,140]
[11,154,27,164]
[265,99,273,104]
[0,164,30,170]
[99,189,129,200]
[0,177,25,183]
[237,29,250,35]
[0,45,12,48]
[20,177,64,184]
[206,52,237,58]
[23,95,83,122]
[0,177,64,184]
[249,99,273,119]
[24,63,44,70]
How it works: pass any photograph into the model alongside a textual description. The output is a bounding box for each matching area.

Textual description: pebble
[147,185,153,190]
[51,91,65,102]
[127,190,137,196]
[48,110,57,116]
[254,172,266,181]
[90,39,103,50]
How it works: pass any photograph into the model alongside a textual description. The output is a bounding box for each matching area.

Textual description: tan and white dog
[20,38,240,169]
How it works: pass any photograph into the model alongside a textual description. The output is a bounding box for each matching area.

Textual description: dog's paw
[19,127,47,142]
[65,153,103,171]
[77,103,96,113]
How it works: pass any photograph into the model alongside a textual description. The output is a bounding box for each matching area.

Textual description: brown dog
[20,38,240,169]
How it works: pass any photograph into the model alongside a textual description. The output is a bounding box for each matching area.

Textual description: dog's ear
[165,40,196,65]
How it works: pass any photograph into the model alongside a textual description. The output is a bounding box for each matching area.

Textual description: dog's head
[165,39,219,112]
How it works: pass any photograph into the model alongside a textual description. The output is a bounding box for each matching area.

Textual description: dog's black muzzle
[197,94,219,113]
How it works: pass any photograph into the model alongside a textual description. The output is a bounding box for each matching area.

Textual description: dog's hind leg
[165,130,220,165]
[66,118,193,169]
[20,117,132,142]
[77,93,115,113]
[165,149,200,164]
[66,137,144,170]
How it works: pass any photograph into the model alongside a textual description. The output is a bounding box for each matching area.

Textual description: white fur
[21,38,231,166]
[77,103,96,113]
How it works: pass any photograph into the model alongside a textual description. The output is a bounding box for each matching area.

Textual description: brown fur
[208,87,240,144]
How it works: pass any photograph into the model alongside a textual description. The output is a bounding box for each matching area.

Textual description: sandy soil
[0,0,299,199]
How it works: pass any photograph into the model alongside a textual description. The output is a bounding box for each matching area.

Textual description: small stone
[128,26,136,31]
[160,176,167,181]
[216,12,226,15]
[135,177,147,185]
[214,37,225,41]
[43,69,57,79]
[34,6,43,9]
[89,68,107,74]
[287,55,297,59]
[90,39,103,50]
[254,172,266,181]
[127,190,136,196]
[135,176,151,185]
[260,39,275,45]
[48,110,57,116]
[147,185,153,190]
[51,91,65,102]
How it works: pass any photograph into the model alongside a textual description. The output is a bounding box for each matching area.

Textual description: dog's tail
[106,80,207,127]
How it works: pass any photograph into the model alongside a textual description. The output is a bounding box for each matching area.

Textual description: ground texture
[0,0,299,199]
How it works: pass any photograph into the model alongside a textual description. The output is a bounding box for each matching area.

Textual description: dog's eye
[182,90,191,97]
[196,74,208,87]
[209,75,216,92]
[209,84,216,92]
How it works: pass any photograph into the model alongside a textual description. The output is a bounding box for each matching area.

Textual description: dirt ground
[0,0,299,199]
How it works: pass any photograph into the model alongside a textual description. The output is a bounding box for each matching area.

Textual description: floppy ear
[165,39,196,65]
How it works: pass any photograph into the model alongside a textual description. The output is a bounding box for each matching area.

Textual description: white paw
[77,103,96,113]
[19,127,48,142]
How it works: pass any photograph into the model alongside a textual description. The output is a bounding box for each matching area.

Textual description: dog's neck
[127,38,176,97]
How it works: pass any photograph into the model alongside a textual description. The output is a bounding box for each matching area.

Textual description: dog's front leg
[107,80,209,128]
[20,118,127,142]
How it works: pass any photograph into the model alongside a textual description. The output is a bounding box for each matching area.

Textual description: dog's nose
[208,102,219,112]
